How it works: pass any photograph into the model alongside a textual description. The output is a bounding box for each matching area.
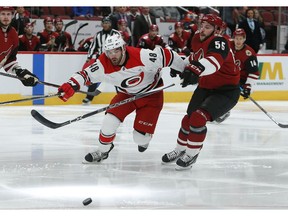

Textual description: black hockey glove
[15,68,39,87]
[240,84,251,99]
[170,68,182,78]
[180,61,205,87]
[182,47,191,57]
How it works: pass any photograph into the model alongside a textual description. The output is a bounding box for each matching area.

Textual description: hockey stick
[58,19,78,51]
[0,71,97,96]
[247,95,288,128]
[0,93,60,106]
[31,83,176,129]
[64,19,78,32]
[72,22,89,47]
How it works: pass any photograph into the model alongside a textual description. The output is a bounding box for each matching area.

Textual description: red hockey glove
[58,79,80,102]
[240,84,251,99]
[180,61,205,87]
[15,68,39,87]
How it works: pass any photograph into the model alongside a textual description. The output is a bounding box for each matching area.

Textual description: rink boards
[0,52,288,106]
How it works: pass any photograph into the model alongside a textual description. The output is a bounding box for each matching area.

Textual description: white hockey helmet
[104,34,126,53]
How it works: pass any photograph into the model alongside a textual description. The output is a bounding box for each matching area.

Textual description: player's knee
[189,109,210,128]
[133,129,152,145]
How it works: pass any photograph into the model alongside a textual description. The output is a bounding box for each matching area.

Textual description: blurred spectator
[77,37,94,52]
[117,19,132,45]
[18,21,40,51]
[72,7,94,18]
[133,7,156,47]
[234,7,248,27]
[127,7,140,21]
[220,7,238,33]
[94,7,112,18]
[238,8,264,53]
[136,24,167,50]
[37,16,59,51]
[111,6,132,31]
[11,6,30,35]
[254,9,264,27]
[25,7,42,17]
[149,7,166,20]
[168,22,191,56]
[54,17,74,51]
[163,7,181,21]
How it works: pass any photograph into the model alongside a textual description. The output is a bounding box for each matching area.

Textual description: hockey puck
[83,197,92,206]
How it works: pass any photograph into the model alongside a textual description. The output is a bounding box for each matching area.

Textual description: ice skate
[214,111,230,123]
[138,143,149,152]
[82,144,114,164]
[82,98,91,105]
[161,150,185,164]
[175,153,199,170]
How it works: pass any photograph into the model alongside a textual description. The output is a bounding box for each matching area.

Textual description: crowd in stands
[11,6,288,53]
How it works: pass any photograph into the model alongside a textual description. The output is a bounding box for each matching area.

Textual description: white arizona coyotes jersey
[72,46,186,94]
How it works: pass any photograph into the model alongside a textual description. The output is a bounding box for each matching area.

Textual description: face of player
[234,35,246,50]
[199,21,215,41]
[45,21,54,32]
[106,47,125,66]
[55,22,63,32]
[118,24,126,32]
[0,10,13,27]
[175,27,183,35]
[25,25,33,36]
[149,30,158,39]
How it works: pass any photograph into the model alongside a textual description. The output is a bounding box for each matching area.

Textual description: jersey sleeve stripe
[167,49,174,67]
[159,47,165,67]
[206,56,221,71]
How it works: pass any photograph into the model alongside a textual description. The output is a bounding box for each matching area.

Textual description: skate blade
[175,165,193,171]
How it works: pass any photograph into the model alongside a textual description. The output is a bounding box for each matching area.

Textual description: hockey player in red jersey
[54,17,74,52]
[0,6,38,86]
[168,22,191,56]
[215,28,260,123]
[18,22,41,51]
[37,16,59,51]
[162,14,241,170]
[57,34,186,163]
[137,24,168,50]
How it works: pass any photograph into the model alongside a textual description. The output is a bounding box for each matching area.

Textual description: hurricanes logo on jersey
[121,72,144,88]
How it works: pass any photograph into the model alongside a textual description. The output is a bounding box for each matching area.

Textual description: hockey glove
[170,68,182,78]
[180,61,205,87]
[15,68,39,87]
[240,84,251,99]
[58,79,80,102]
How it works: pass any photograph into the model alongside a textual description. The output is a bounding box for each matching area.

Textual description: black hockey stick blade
[31,83,175,129]
[248,95,288,128]
[73,23,89,46]
[64,19,78,32]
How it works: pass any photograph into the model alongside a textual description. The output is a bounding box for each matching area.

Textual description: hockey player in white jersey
[58,34,186,163]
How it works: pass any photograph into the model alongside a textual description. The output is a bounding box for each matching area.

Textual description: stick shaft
[0,93,60,105]
[31,83,175,129]
[0,71,97,96]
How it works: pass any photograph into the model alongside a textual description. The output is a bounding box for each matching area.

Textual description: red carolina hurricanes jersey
[0,26,19,73]
[72,46,186,95]
[168,30,191,52]
[230,41,259,85]
[190,31,240,89]
[136,33,166,50]
[18,34,41,51]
